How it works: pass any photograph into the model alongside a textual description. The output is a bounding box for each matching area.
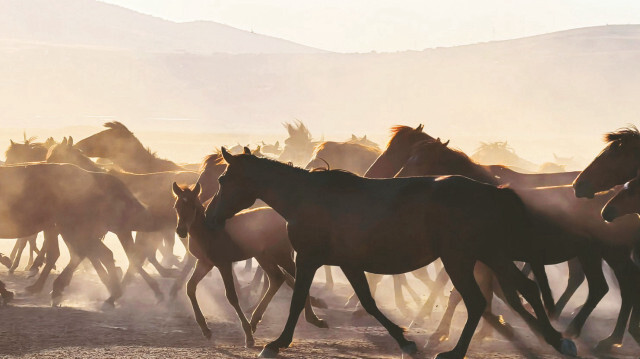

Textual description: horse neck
[447,156,498,185]
[251,163,307,221]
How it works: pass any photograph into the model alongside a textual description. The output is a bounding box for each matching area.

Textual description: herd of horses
[1,121,640,359]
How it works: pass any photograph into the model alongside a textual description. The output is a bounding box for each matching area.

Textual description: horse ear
[172,182,182,196]
[416,124,424,132]
[243,146,251,155]
[443,140,450,147]
[193,182,201,195]
[221,147,234,164]
[9,139,14,146]
[352,134,357,140]
[436,137,441,143]
[68,136,73,146]
[363,135,367,140]
[61,137,67,146]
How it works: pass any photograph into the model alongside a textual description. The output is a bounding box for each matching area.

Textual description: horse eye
[624,181,630,190]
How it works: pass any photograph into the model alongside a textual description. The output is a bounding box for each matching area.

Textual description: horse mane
[604,125,640,144]
[104,121,132,134]
[283,120,312,141]
[386,124,426,147]
[311,141,380,158]
[201,152,225,171]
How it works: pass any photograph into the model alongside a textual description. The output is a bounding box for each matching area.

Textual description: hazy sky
[100,0,640,52]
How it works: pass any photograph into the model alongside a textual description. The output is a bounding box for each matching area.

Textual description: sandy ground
[1,255,639,359]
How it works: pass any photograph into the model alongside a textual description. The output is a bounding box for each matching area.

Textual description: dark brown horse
[399,138,640,351]
[0,163,159,306]
[173,183,327,347]
[601,173,640,224]
[205,148,576,359]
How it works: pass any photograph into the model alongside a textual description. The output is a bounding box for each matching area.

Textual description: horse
[471,141,538,173]
[3,135,55,272]
[260,141,282,156]
[277,121,318,166]
[573,126,640,199]
[45,138,208,299]
[601,173,640,224]
[0,163,159,306]
[74,122,193,265]
[204,147,576,359]
[172,183,327,347]
[399,138,640,351]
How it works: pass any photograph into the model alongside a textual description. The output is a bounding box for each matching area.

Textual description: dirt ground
[1,261,639,359]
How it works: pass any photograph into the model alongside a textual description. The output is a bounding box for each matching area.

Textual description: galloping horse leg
[530,262,556,317]
[485,257,576,356]
[244,258,253,272]
[595,253,639,351]
[51,251,85,306]
[8,237,28,273]
[160,230,178,268]
[25,230,59,294]
[259,258,322,358]
[117,231,164,301]
[628,304,640,346]
[563,253,608,338]
[433,254,485,359]
[186,259,214,339]
[553,258,585,319]
[278,255,328,326]
[26,235,39,269]
[425,288,462,348]
[135,231,169,277]
[411,268,450,326]
[250,261,286,332]
[346,273,382,310]
[169,250,197,299]
[92,242,124,307]
[393,275,409,312]
[218,261,255,348]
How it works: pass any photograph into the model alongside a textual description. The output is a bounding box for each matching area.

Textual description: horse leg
[553,258,585,320]
[485,258,576,356]
[186,259,214,339]
[136,231,174,278]
[26,234,39,269]
[595,254,637,351]
[9,237,28,273]
[629,304,640,346]
[169,252,197,299]
[411,267,450,325]
[160,230,178,268]
[323,266,334,289]
[563,254,608,338]
[433,255,485,359]
[250,261,285,332]
[117,231,164,302]
[51,251,84,306]
[218,262,255,348]
[340,266,416,355]
[244,258,253,272]
[25,230,59,293]
[474,262,498,340]
[278,255,328,327]
[393,275,409,311]
[425,288,462,348]
[259,259,320,358]
[530,262,556,317]
[92,242,123,307]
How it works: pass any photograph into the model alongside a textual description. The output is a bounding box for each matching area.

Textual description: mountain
[1,23,639,163]
[0,0,324,54]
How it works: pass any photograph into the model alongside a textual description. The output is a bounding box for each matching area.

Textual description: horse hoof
[51,295,63,307]
[1,291,14,304]
[312,319,329,329]
[434,350,461,359]
[425,333,448,349]
[245,338,255,348]
[559,338,577,357]
[258,346,279,358]
[311,297,328,309]
[594,337,620,352]
[400,341,418,355]
[202,328,212,340]
[101,300,115,311]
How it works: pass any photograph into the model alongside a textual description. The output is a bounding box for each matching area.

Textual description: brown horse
[205,148,576,359]
[573,126,640,198]
[173,183,327,347]
[45,139,206,298]
[347,134,380,149]
[399,138,640,351]
[0,163,159,306]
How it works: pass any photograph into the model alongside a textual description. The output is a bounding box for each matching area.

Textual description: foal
[172,183,327,348]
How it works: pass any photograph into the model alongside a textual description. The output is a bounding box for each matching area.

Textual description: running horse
[205,148,576,359]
